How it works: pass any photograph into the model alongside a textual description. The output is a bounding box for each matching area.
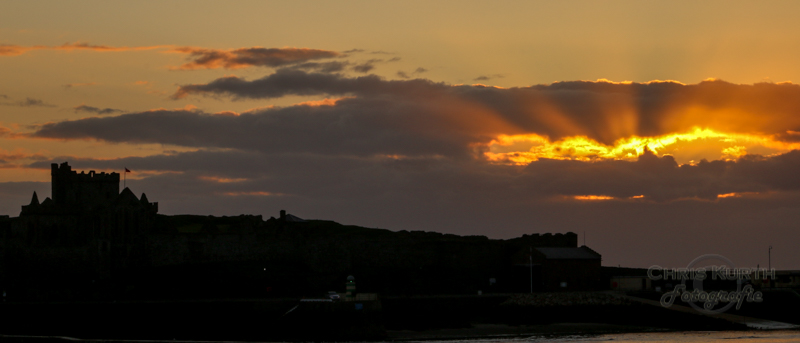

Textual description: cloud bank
[0,42,170,56]
[170,72,800,146]
[1,97,56,107]
[73,104,124,115]
[8,67,800,269]
[28,74,800,204]
[169,47,340,70]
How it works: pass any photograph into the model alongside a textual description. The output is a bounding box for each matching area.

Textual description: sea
[411,331,800,343]
[4,331,800,342]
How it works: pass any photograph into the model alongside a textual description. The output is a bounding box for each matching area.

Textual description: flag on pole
[125,168,131,173]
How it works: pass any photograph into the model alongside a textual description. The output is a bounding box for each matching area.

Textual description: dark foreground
[0,292,751,342]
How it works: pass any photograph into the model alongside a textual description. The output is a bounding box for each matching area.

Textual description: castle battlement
[50,162,120,209]
[51,162,120,181]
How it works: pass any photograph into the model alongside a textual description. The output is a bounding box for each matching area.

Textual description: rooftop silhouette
[1,162,601,303]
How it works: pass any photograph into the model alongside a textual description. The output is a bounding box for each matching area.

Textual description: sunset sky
[3,1,800,269]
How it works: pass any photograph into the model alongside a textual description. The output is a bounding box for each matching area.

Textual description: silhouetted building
[0,162,604,301]
[21,162,157,216]
[534,246,602,291]
[7,162,158,298]
[51,162,119,210]
[603,267,653,291]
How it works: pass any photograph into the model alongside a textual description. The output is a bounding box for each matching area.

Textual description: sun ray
[482,127,800,165]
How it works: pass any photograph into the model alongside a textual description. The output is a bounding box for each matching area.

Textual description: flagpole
[124,167,126,188]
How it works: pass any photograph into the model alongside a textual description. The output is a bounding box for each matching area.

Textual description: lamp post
[769,246,772,270]
[769,246,773,288]
[529,247,533,294]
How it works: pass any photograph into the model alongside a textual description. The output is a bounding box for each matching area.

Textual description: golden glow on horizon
[572,195,644,201]
[295,97,354,107]
[558,79,686,86]
[212,111,240,117]
[466,83,508,89]
[221,191,284,196]
[717,192,759,198]
[573,195,615,200]
[483,128,800,165]
[198,176,248,183]
[570,192,757,202]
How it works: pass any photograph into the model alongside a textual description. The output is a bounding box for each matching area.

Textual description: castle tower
[51,162,71,206]
[51,162,120,211]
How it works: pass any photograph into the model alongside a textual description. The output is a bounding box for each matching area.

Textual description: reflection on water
[409,330,800,343]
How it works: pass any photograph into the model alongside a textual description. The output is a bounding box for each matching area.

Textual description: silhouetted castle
[18,162,158,247]
[4,163,158,299]
[0,162,601,302]
[22,162,157,215]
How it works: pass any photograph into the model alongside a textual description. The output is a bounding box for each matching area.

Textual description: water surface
[411,330,800,343]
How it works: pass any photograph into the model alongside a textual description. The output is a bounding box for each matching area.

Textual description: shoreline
[2,325,786,343]
[0,292,778,342]
[387,323,672,341]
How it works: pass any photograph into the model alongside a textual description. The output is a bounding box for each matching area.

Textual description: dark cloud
[73,104,124,115]
[172,69,447,100]
[514,150,768,202]
[290,61,350,73]
[342,49,365,54]
[63,82,98,88]
[350,58,401,73]
[397,67,428,79]
[352,62,375,73]
[0,151,47,165]
[1,97,56,107]
[38,146,800,199]
[34,97,471,158]
[474,74,504,81]
[170,47,340,70]
[30,96,800,203]
[27,74,800,207]
[0,94,8,99]
[170,73,800,145]
[53,42,168,52]
[351,58,387,73]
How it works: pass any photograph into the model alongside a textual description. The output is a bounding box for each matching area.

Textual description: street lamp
[529,247,533,294]
[769,245,772,271]
[769,245,773,288]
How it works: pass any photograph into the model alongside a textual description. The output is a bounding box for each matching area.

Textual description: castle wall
[51,162,119,211]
